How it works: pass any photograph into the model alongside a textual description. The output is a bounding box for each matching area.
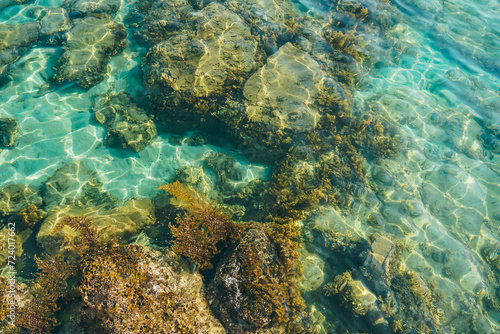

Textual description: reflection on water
[1,0,500,332]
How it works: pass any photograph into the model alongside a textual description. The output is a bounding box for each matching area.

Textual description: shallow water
[1,0,500,332]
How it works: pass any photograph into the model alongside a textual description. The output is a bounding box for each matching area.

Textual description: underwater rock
[0,117,18,148]
[208,225,304,332]
[0,226,23,267]
[63,0,120,18]
[35,7,71,45]
[171,165,214,196]
[127,0,195,46]
[0,184,42,217]
[221,0,298,54]
[52,16,127,88]
[242,42,328,132]
[142,2,259,118]
[79,245,226,333]
[0,22,40,86]
[298,249,324,292]
[92,92,157,152]
[41,161,117,210]
[208,228,279,331]
[37,198,155,255]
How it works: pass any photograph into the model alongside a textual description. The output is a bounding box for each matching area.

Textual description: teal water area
[1,0,500,333]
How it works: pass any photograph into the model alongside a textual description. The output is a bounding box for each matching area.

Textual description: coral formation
[92,92,157,152]
[0,117,18,149]
[158,181,241,269]
[52,15,127,88]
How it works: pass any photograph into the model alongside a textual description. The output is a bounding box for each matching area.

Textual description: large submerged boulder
[242,42,327,132]
[92,92,157,152]
[31,7,72,45]
[142,2,260,120]
[52,16,127,88]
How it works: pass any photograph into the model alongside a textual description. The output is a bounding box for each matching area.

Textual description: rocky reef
[52,15,127,88]
[92,92,157,152]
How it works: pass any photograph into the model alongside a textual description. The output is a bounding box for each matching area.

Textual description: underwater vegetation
[158,181,242,270]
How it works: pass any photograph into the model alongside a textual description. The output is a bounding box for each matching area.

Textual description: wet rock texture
[0,184,42,217]
[63,0,120,18]
[36,198,155,255]
[208,228,279,331]
[242,42,327,132]
[142,1,260,119]
[92,92,157,152]
[0,117,18,148]
[34,7,71,45]
[0,22,40,85]
[52,16,127,88]
[41,161,117,209]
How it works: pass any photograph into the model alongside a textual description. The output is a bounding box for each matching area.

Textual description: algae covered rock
[0,226,23,268]
[41,161,117,209]
[0,117,18,148]
[242,42,327,132]
[0,184,42,217]
[208,227,303,332]
[142,2,260,118]
[127,0,195,46]
[92,92,157,152]
[37,198,155,254]
[63,0,120,18]
[52,16,127,88]
[0,22,40,85]
[33,7,71,45]
[79,244,226,333]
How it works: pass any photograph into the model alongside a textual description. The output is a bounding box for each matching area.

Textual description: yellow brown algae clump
[158,182,307,332]
[41,215,226,333]
[158,181,242,270]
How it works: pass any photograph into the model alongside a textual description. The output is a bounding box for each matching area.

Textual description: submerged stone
[0,184,42,217]
[37,198,155,255]
[242,43,327,132]
[41,161,117,209]
[142,2,259,117]
[0,22,40,85]
[0,117,18,148]
[34,7,71,45]
[127,0,195,46]
[52,16,127,88]
[208,228,278,331]
[63,0,120,18]
[92,92,157,152]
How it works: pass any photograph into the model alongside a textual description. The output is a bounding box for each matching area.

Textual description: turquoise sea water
[1,0,500,333]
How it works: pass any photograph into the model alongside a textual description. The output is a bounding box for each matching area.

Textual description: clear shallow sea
[1,0,500,333]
